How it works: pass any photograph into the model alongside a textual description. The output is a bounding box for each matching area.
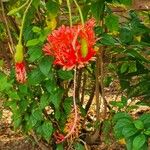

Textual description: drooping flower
[43,19,96,70]
[15,62,26,83]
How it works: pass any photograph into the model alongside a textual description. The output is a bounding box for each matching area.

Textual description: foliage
[113,112,150,150]
[0,0,150,149]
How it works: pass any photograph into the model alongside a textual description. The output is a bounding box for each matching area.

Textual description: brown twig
[0,0,15,54]
[81,71,87,105]
[85,84,95,113]
[75,68,82,103]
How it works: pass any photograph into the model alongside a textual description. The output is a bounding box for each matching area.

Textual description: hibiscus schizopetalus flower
[15,62,26,83]
[43,19,96,70]
[14,44,27,83]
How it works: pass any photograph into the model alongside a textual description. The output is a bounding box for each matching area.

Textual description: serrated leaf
[55,109,60,120]
[39,94,49,109]
[39,57,53,76]
[28,46,42,62]
[105,14,119,32]
[101,34,115,46]
[28,68,45,85]
[120,27,133,44]
[32,109,43,121]
[133,120,144,130]
[42,121,53,142]
[63,97,72,114]
[58,70,73,80]
[91,0,105,20]
[50,89,63,109]
[133,134,146,150]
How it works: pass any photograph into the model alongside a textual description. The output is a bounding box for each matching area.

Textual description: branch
[0,0,15,54]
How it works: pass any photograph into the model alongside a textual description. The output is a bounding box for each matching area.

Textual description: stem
[0,0,15,54]
[64,67,77,140]
[95,54,100,120]
[18,0,32,45]
[73,0,84,25]
[66,0,72,27]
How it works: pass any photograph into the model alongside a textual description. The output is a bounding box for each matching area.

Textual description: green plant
[113,112,150,150]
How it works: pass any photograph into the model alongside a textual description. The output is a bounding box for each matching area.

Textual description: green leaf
[115,118,132,129]
[101,34,115,46]
[32,26,41,33]
[26,39,40,47]
[28,46,42,62]
[39,94,49,109]
[144,128,150,136]
[128,62,137,73]
[18,99,29,113]
[8,91,20,100]
[118,0,132,6]
[19,84,28,94]
[56,144,64,150]
[0,75,12,91]
[46,1,59,17]
[55,109,60,120]
[91,0,105,20]
[120,27,133,44]
[133,134,146,150]
[113,112,132,122]
[13,117,22,130]
[50,89,63,109]
[32,109,43,121]
[139,113,150,128]
[122,125,138,138]
[28,68,45,85]
[39,57,53,76]
[74,142,85,150]
[120,63,129,73]
[63,97,72,115]
[105,14,119,32]
[126,50,150,63]
[103,76,113,87]
[58,70,73,80]
[32,0,40,9]
[42,121,53,142]
[7,8,20,15]
[133,120,144,130]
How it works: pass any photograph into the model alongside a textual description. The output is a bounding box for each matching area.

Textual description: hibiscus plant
[0,0,150,149]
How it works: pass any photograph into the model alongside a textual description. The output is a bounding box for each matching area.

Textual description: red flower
[15,62,26,83]
[43,19,96,70]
